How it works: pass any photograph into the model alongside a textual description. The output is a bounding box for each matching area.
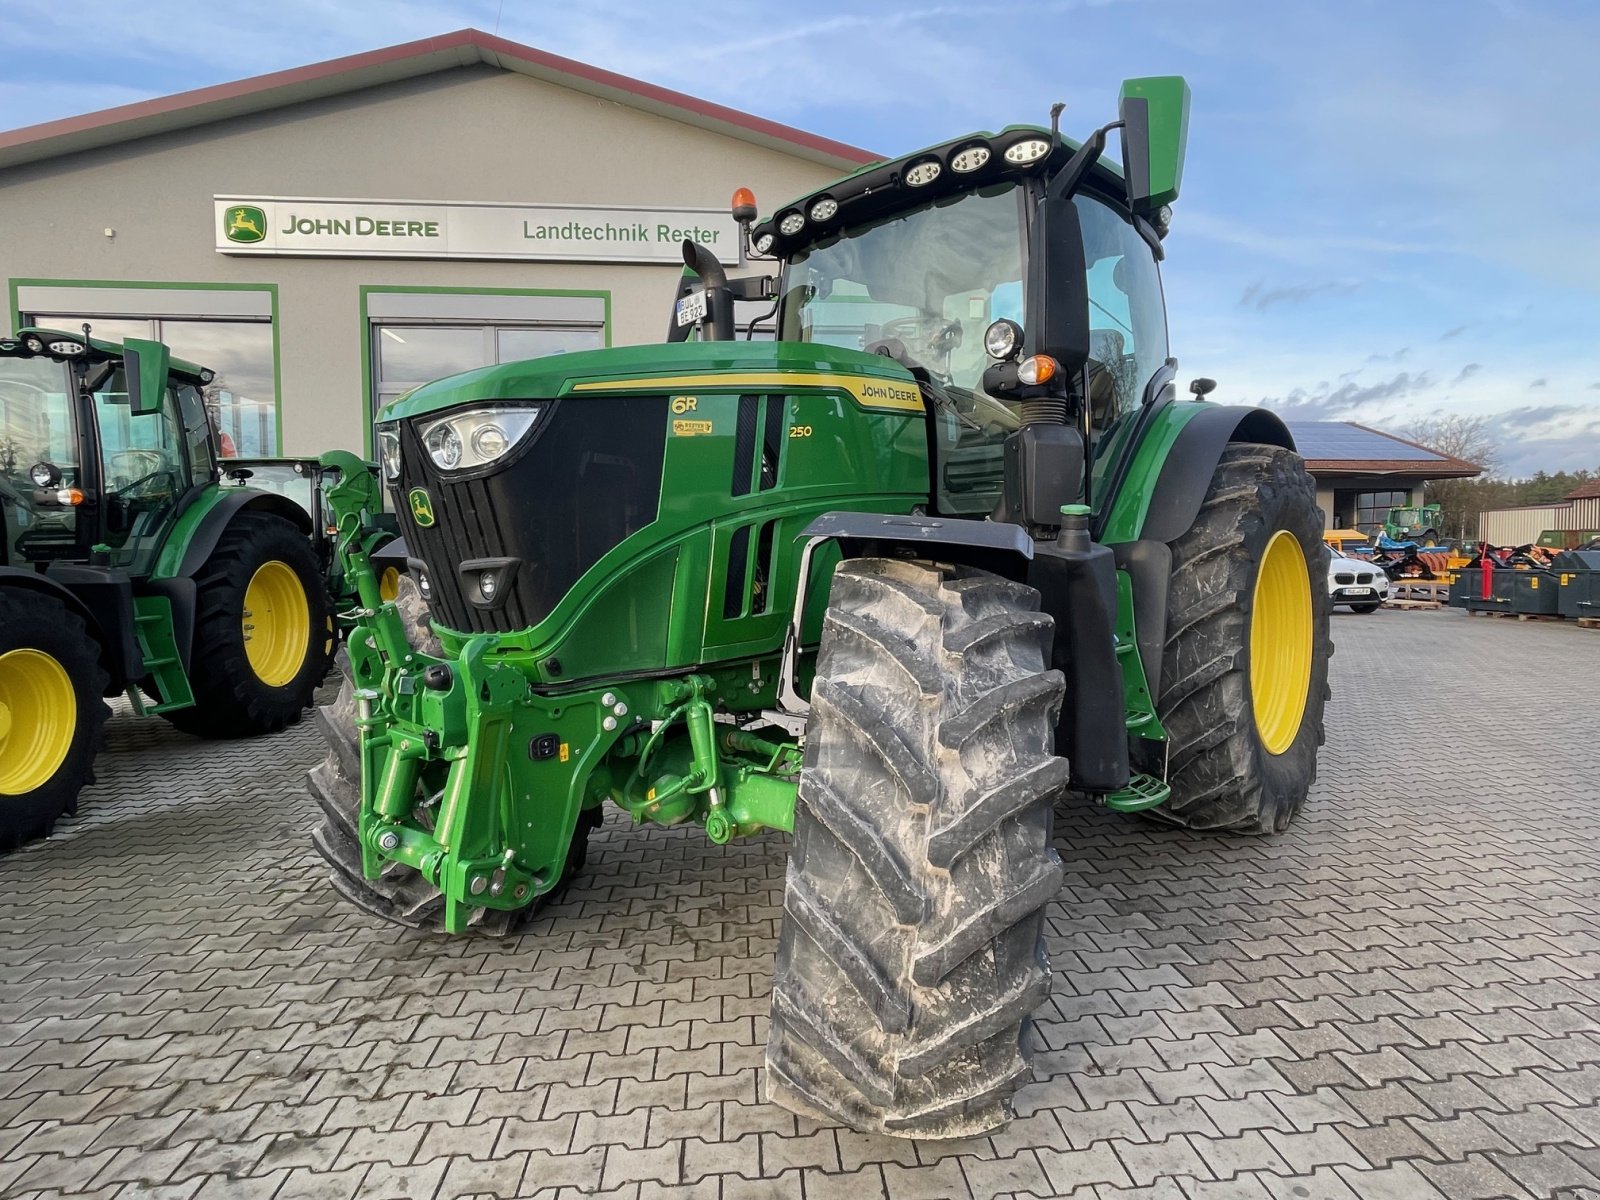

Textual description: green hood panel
[377,341,921,423]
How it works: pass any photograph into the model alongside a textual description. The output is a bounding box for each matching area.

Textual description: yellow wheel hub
[243,561,311,687]
[379,566,401,602]
[0,648,77,795]
[1249,530,1313,756]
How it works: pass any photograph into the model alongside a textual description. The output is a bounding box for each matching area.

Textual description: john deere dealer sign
[215,198,740,264]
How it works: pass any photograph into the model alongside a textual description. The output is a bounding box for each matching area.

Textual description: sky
[3,0,1598,477]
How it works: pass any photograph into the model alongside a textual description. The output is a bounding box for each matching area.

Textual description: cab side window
[1073,196,1169,431]
[177,384,216,487]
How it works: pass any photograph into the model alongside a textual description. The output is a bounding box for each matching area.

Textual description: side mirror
[1189,377,1217,397]
[122,337,170,416]
[1118,76,1190,212]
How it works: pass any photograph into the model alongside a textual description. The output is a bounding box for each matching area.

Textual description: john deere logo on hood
[408,488,436,527]
[224,205,266,243]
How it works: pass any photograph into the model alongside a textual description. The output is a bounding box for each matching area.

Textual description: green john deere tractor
[0,327,342,851]
[312,76,1332,1138]
[1385,502,1443,544]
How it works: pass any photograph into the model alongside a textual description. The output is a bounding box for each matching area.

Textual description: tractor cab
[0,328,216,575]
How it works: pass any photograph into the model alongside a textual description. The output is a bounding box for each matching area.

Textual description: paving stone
[4,612,1600,1200]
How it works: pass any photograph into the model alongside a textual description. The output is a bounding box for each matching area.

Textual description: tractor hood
[377,340,921,423]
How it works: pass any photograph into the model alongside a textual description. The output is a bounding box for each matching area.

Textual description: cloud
[1440,325,1469,340]
[1529,378,1548,389]
[1239,279,1360,311]
[1454,363,1482,383]
[1257,370,1436,421]
[1482,405,1600,476]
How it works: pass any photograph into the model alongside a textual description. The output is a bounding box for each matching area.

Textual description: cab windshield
[779,185,1027,513]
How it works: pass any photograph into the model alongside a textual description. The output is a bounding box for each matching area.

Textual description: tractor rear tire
[766,558,1067,1139]
[161,512,332,740]
[0,590,109,852]
[307,575,598,934]
[1151,444,1332,834]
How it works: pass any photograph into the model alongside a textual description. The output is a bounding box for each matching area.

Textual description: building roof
[1566,478,1600,500]
[0,29,880,174]
[1284,421,1481,479]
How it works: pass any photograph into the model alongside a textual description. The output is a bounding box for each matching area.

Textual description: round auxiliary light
[1004,137,1051,165]
[29,462,55,488]
[778,211,805,236]
[47,340,85,357]
[983,318,1023,361]
[200,368,216,384]
[904,159,942,187]
[951,144,991,173]
[753,232,775,254]
[808,196,838,222]
[471,423,509,460]
[480,572,497,600]
[22,335,44,354]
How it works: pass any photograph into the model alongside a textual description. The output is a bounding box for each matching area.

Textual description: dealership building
[0,30,873,458]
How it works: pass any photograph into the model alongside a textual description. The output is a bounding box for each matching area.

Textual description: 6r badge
[408,487,436,527]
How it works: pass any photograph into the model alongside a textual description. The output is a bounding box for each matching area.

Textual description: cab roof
[2,327,212,383]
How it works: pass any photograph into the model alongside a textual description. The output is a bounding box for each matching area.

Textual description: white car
[1327,553,1389,613]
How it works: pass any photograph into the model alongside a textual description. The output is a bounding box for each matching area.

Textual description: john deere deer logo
[224,205,266,244]
[408,488,436,527]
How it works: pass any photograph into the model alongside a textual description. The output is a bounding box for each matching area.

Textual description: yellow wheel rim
[1249,530,1313,756]
[379,566,400,602]
[244,561,311,687]
[0,649,77,795]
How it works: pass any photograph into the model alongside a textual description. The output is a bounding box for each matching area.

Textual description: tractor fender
[1138,404,1295,544]
[0,565,138,693]
[175,490,312,579]
[1106,404,1295,707]
[797,511,1034,582]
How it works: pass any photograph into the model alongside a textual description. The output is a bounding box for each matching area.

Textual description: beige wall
[0,67,843,455]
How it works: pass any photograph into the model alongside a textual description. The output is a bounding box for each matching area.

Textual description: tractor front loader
[312,76,1332,1138]
[0,328,345,850]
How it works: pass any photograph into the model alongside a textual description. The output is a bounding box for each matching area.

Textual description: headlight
[904,158,942,187]
[778,211,805,236]
[1004,137,1051,165]
[47,339,85,357]
[808,196,838,222]
[376,424,403,482]
[417,406,543,473]
[983,318,1023,361]
[950,143,991,173]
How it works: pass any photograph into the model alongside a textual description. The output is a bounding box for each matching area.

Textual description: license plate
[675,290,708,327]
[1342,587,1372,596]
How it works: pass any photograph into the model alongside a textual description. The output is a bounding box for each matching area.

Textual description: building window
[18,284,277,457]
[365,290,607,415]
[1349,489,1411,531]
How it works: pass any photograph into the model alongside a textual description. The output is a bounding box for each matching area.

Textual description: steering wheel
[875,315,963,357]
[115,468,177,499]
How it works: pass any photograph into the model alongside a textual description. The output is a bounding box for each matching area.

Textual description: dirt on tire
[765,557,1068,1139]
[1152,442,1333,833]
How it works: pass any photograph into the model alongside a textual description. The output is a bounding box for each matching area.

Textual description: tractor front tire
[162,512,332,740]
[0,590,109,852]
[308,576,598,934]
[766,559,1067,1139]
[1152,443,1332,834]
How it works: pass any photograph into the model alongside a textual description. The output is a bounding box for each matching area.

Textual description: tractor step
[132,597,195,712]
[1102,772,1171,813]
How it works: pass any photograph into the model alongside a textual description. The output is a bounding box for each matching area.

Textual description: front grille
[1357,572,1373,584]
[394,396,668,633]
[1335,572,1354,585]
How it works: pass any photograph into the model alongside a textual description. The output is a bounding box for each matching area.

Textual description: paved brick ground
[3,606,1599,1200]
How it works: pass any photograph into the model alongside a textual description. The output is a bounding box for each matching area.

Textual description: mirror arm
[1046,120,1123,202]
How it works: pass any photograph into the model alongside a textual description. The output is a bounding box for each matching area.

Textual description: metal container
[1511,571,1560,616]
[1450,567,1516,613]
[1553,550,1600,620]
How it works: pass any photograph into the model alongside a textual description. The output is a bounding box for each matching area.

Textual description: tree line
[1402,416,1598,541]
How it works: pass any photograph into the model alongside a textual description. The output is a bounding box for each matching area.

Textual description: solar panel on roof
[1282,421,1448,462]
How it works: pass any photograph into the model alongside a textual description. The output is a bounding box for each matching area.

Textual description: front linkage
[320,452,798,933]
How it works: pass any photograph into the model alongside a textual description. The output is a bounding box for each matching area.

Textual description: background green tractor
[313,76,1332,1138]
[1385,501,1443,544]
[0,327,341,850]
